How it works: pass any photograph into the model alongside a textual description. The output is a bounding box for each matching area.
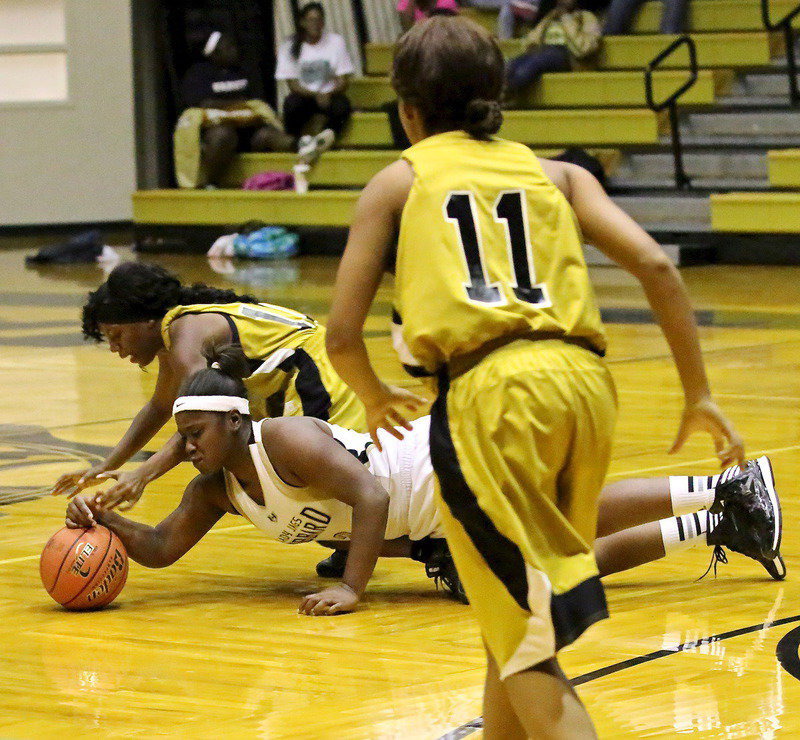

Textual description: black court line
[438,613,800,739]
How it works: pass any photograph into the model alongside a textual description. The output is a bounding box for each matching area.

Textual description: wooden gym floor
[1,245,800,738]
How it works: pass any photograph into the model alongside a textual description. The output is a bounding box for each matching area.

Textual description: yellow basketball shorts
[429,338,617,679]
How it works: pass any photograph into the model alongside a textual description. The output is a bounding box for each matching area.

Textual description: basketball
[40,525,129,610]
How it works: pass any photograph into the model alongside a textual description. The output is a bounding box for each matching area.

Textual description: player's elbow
[632,252,678,284]
[325,324,359,357]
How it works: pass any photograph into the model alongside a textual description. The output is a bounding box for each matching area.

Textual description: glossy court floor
[1,244,800,738]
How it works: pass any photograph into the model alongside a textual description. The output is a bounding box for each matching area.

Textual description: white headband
[173,395,250,416]
[204,31,222,57]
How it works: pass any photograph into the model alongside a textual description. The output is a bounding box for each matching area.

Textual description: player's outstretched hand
[669,397,745,469]
[299,583,359,616]
[92,469,148,511]
[65,494,100,529]
[364,383,427,451]
[52,464,108,498]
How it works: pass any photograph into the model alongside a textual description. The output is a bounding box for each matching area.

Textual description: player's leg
[503,658,597,740]
[483,648,526,740]
[596,458,778,537]
[595,508,785,580]
[429,341,616,738]
[200,123,238,186]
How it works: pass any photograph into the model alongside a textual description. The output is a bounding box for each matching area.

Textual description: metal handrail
[761,0,800,105]
[761,0,800,30]
[644,35,699,190]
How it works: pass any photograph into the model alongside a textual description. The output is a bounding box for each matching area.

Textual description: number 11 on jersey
[445,190,551,308]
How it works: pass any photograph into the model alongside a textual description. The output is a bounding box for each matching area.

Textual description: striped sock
[660,510,722,555]
[669,463,742,516]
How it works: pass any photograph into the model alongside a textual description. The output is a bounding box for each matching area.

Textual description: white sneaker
[297,134,316,163]
[313,128,336,156]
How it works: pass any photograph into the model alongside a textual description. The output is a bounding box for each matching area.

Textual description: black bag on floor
[25,230,104,265]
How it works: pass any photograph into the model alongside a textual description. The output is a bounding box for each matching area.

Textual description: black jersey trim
[278,349,332,421]
[429,371,531,611]
[430,370,607,645]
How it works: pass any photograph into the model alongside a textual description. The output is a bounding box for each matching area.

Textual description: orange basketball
[40,525,129,610]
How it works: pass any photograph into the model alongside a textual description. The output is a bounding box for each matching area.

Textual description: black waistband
[444,331,604,381]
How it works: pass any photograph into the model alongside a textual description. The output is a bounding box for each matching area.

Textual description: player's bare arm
[263,417,390,614]
[95,313,234,510]
[540,158,744,468]
[326,160,426,448]
[66,474,228,568]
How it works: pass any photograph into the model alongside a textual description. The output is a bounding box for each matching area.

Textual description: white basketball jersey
[223,418,443,543]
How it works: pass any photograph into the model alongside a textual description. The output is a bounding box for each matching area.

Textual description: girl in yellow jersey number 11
[325,16,744,740]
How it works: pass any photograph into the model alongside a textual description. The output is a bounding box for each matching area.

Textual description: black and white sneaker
[418,538,469,605]
[315,548,348,578]
[707,456,785,581]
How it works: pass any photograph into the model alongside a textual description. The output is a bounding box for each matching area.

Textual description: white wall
[0,0,136,226]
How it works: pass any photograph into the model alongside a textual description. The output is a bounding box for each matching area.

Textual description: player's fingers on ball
[78,498,94,519]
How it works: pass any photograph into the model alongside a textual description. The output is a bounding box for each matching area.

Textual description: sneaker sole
[756,455,782,557]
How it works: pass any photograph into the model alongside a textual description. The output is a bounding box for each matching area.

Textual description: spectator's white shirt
[276,32,354,94]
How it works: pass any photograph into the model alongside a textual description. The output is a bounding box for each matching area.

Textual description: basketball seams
[42,528,88,596]
[63,526,113,608]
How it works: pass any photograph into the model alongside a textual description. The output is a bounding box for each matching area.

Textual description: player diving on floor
[62,344,785,616]
[51,260,366,511]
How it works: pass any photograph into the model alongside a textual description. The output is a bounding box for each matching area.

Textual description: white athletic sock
[660,510,722,555]
[668,476,715,515]
[668,462,742,516]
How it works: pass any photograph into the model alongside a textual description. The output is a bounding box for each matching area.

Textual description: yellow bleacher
[134,0,794,238]
[349,70,719,109]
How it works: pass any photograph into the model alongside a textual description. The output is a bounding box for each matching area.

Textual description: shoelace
[697,544,729,581]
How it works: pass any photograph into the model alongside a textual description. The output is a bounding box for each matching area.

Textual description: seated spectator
[276,2,354,161]
[464,1,539,40]
[505,0,601,99]
[603,0,687,34]
[397,0,460,31]
[174,32,293,189]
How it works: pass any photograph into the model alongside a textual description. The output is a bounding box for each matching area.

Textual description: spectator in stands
[603,0,687,34]
[397,0,460,31]
[276,2,355,161]
[464,1,541,40]
[175,31,293,189]
[505,0,601,99]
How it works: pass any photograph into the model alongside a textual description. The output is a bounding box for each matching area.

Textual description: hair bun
[464,99,502,139]
[202,342,251,381]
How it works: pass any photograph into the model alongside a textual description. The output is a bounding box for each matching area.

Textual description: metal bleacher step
[612,193,712,230]
[681,109,800,138]
[729,71,797,97]
[610,178,772,191]
[610,151,770,190]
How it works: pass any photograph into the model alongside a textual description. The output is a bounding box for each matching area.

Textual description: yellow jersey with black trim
[395,130,606,374]
[161,303,366,431]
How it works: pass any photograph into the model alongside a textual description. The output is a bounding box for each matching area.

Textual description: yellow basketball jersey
[396,131,606,373]
[161,303,366,431]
